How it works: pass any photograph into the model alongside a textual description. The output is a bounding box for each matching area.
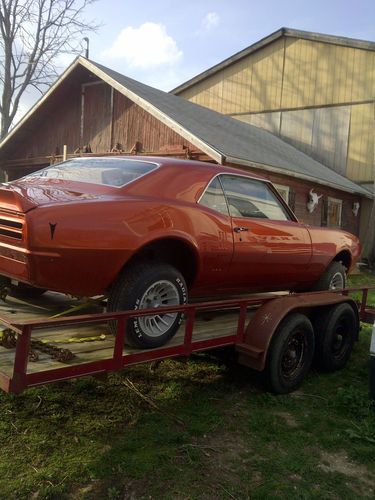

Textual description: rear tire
[108,262,187,348]
[313,303,358,372]
[265,313,315,394]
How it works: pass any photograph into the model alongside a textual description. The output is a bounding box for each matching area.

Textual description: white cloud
[101,22,182,69]
[203,12,220,30]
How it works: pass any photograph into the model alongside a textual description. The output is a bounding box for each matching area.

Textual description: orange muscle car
[0,157,361,347]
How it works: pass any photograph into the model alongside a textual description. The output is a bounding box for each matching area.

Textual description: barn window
[327,197,342,227]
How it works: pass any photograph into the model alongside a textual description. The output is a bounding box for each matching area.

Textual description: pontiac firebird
[0,157,361,347]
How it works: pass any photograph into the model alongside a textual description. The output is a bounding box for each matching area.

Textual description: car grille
[0,213,24,240]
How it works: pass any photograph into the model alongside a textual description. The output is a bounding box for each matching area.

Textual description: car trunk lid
[0,180,106,212]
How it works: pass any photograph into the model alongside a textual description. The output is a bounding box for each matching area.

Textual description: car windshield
[25,158,158,187]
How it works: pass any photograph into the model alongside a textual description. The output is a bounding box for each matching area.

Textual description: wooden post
[63,145,67,162]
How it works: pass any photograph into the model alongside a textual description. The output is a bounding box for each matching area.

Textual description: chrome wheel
[328,272,345,290]
[137,280,180,338]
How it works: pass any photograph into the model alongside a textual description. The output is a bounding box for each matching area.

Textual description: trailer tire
[312,261,346,291]
[313,303,358,372]
[266,313,314,394]
[108,262,187,348]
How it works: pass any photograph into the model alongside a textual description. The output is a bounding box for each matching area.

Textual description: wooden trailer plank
[0,311,252,377]
[0,292,260,385]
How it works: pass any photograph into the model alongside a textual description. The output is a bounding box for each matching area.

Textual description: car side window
[199,176,229,216]
[220,175,290,221]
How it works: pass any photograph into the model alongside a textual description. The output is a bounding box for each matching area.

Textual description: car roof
[69,155,267,182]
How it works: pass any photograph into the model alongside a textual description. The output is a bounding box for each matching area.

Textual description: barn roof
[0,57,371,197]
[172,27,375,95]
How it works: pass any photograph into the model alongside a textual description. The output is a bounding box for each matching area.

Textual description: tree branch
[0,0,99,138]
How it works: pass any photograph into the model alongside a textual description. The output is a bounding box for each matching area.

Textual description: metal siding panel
[280,109,314,154]
[311,107,350,175]
[248,40,284,111]
[347,102,374,182]
[178,39,284,114]
[234,112,281,134]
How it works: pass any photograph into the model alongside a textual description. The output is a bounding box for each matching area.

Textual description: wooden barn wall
[82,83,112,152]
[235,102,374,183]
[226,162,361,236]
[2,82,199,170]
[111,91,196,152]
[12,79,82,159]
[178,37,375,114]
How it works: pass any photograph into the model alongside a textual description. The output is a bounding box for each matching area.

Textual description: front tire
[108,262,187,348]
[265,313,315,394]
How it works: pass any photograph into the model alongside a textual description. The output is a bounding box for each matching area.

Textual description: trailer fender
[236,292,358,371]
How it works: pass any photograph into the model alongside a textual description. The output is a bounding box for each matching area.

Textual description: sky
[16,0,375,119]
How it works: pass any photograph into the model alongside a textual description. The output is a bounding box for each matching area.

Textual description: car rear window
[25,158,158,187]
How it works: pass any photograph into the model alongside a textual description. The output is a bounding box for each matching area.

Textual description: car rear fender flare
[237,293,358,372]
[117,234,201,288]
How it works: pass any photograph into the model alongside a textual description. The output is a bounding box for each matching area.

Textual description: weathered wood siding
[112,91,195,152]
[82,83,112,152]
[12,77,82,159]
[1,75,198,171]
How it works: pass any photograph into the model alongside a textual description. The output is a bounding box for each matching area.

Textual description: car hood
[0,179,108,213]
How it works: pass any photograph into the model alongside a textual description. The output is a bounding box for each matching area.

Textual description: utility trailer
[0,288,374,395]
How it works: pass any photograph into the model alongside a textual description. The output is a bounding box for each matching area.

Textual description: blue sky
[85,0,375,90]
[17,0,375,118]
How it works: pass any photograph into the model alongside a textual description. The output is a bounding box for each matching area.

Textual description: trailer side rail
[1,287,374,394]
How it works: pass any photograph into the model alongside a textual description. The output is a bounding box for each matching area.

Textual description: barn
[173,28,375,244]
[0,56,370,238]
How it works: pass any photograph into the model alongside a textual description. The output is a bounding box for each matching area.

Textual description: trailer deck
[0,293,256,377]
[0,287,374,394]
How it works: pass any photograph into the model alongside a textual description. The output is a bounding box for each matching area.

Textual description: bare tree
[0,0,98,139]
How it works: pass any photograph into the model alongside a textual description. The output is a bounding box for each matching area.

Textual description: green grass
[0,273,375,499]
[347,270,375,306]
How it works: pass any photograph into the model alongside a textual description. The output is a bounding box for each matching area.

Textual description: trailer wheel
[266,313,315,394]
[313,303,358,372]
[108,262,187,348]
[312,261,346,291]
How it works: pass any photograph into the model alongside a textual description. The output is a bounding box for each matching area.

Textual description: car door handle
[233,226,249,233]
